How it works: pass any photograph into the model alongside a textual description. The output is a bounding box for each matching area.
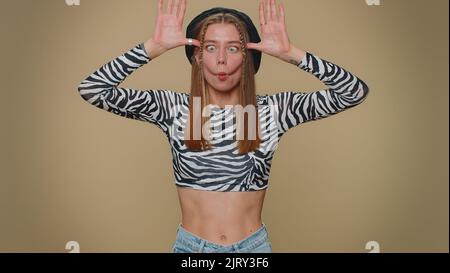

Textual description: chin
[212,84,233,92]
[206,80,239,93]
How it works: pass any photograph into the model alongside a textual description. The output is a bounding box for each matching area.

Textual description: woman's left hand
[247,0,293,60]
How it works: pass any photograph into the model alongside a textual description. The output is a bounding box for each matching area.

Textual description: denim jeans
[172,223,272,253]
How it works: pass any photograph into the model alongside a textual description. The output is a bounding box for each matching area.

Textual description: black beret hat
[185,7,262,74]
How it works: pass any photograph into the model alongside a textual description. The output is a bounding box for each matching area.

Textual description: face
[195,23,244,94]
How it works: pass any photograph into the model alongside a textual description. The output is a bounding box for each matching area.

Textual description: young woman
[77,0,369,253]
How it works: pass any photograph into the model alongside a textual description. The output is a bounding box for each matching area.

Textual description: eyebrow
[204,40,241,44]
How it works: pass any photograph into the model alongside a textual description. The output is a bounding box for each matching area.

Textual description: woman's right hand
[149,0,200,54]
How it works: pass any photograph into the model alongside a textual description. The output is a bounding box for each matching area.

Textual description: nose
[217,47,227,65]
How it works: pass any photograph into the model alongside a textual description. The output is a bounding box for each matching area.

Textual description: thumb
[246,42,261,51]
[184,38,201,47]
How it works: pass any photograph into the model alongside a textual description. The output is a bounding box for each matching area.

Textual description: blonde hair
[184,12,261,154]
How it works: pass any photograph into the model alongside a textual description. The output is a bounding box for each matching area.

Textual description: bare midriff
[176,187,267,247]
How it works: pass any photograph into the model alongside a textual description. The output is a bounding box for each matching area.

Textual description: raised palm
[247,0,292,59]
[152,0,200,50]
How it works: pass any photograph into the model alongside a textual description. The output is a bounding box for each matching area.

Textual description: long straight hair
[184,13,261,154]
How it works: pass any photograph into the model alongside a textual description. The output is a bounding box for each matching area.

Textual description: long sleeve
[269,51,370,133]
[77,43,181,131]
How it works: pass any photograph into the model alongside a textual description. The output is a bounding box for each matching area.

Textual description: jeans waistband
[175,223,269,252]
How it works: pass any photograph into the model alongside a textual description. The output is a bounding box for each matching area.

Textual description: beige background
[0,0,448,252]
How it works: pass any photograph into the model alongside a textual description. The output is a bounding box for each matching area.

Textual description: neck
[207,85,240,109]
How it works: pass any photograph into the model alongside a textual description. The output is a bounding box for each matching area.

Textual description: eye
[228,46,239,53]
[205,45,215,52]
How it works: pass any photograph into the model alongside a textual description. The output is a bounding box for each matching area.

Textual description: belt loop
[233,244,240,253]
[197,240,206,253]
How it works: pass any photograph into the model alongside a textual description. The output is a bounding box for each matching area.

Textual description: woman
[77,0,369,253]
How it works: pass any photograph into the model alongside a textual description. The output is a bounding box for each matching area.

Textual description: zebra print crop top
[77,42,369,192]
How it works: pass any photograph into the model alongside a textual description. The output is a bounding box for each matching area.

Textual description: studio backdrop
[0,0,448,252]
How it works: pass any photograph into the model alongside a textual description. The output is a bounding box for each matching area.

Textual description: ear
[193,48,200,63]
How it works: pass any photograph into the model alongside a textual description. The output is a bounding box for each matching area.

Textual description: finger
[259,0,266,26]
[246,42,261,51]
[264,0,271,21]
[158,0,163,15]
[172,0,177,15]
[192,39,201,47]
[168,0,174,14]
[177,0,186,24]
[270,0,277,21]
[279,3,285,23]
[173,0,178,17]
[185,38,201,47]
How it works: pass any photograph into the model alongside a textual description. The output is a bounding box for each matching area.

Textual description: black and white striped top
[77,43,369,192]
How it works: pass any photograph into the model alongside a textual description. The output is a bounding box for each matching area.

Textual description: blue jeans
[172,223,272,253]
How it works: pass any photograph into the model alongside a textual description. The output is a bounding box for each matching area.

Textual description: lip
[217,73,228,81]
